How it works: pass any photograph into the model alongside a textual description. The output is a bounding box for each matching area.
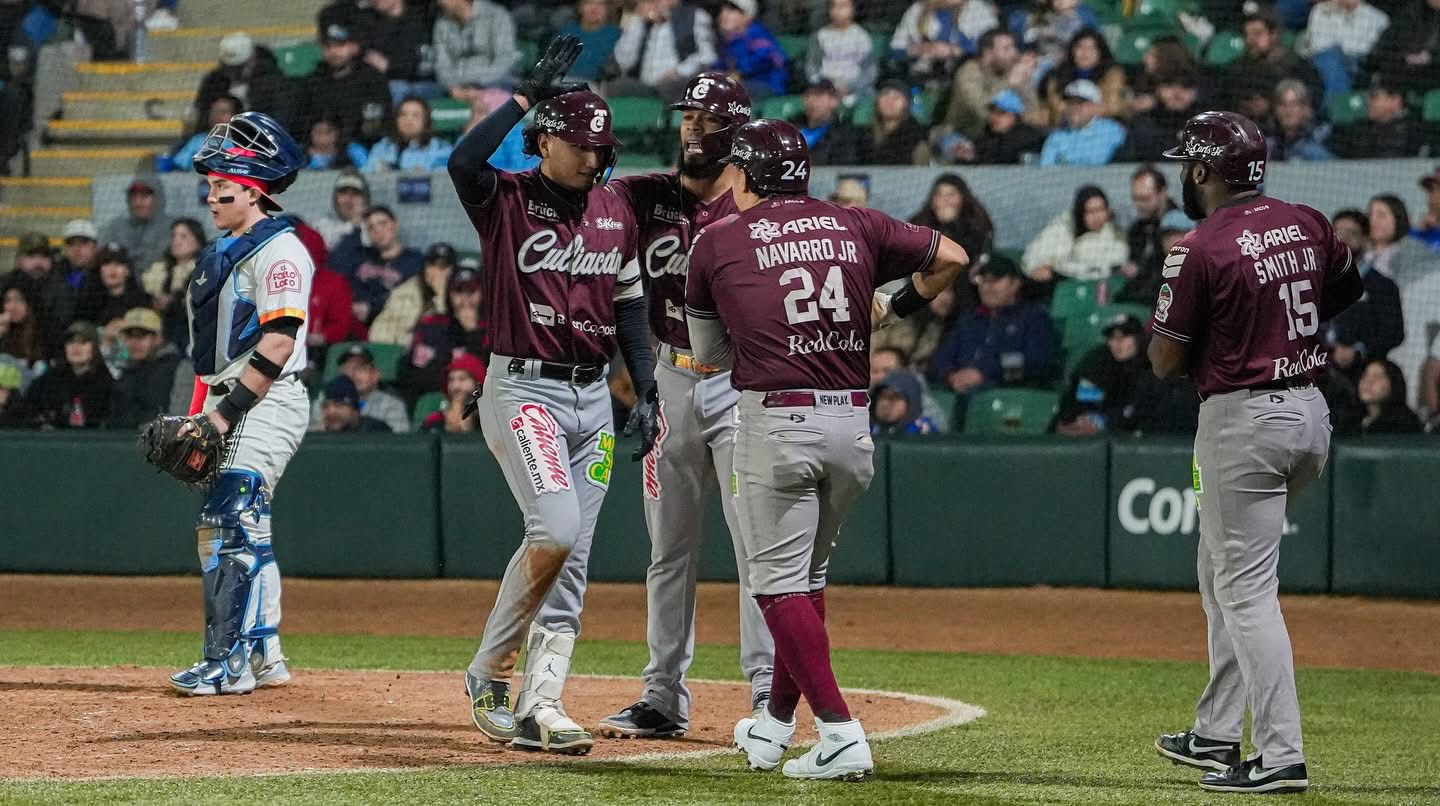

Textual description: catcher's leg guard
[511,624,593,755]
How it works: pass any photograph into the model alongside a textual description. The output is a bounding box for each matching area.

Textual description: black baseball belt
[507,358,605,385]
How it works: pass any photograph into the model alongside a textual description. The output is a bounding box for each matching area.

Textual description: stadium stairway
[0,0,324,268]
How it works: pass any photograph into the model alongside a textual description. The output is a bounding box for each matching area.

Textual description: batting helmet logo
[671,72,752,158]
[1162,111,1268,186]
[589,109,608,133]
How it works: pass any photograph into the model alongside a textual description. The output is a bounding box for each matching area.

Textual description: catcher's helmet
[1161,110,1268,186]
[670,72,752,158]
[722,119,810,196]
[524,90,621,184]
[192,111,304,208]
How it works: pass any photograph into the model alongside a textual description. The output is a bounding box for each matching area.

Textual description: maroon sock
[757,592,850,723]
[807,589,826,623]
[766,637,802,722]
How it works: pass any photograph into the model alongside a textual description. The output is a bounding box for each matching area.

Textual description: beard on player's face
[678,150,724,179]
[1181,165,1207,221]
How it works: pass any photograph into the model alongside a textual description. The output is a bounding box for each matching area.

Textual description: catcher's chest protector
[188,217,294,375]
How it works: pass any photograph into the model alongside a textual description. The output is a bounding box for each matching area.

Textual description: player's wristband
[889,276,928,320]
[215,383,261,426]
[249,350,283,380]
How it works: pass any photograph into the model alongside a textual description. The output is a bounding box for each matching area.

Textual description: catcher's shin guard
[196,470,282,678]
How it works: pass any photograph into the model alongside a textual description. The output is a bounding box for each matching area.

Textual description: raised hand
[517,35,588,107]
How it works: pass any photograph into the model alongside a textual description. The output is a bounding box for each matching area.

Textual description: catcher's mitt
[139,414,228,485]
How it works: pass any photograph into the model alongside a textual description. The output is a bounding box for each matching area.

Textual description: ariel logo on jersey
[1236,230,1265,259]
[1155,283,1174,322]
[594,216,624,231]
[644,234,688,278]
[642,402,670,501]
[748,216,851,244]
[585,431,615,489]
[1271,343,1327,380]
[787,328,864,356]
[1237,224,1309,259]
[510,403,571,495]
[527,200,560,222]
[518,231,623,276]
[265,260,301,295]
[749,218,783,243]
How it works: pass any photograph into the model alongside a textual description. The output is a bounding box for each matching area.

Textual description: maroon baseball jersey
[461,169,641,365]
[1149,196,1354,398]
[610,172,738,350]
[686,196,940,392]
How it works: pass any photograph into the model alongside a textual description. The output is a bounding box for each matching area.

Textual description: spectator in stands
[805,0,877,104]
[1415,167,1440,253]
[557,0,623,82]
[909,173,995,266]
[869,345,908,392]
[1023,184,1128,284]
[871,370,941,435]
[396,259,489,400]
[57,220,99,291]
[306,115,369,171]
[1038,80,1125,166]
[1223,7,1323,110]
[610,0,717,99]
[1306,0,1390,104]
[0,360,25,427]
[0,39,33,178]
[860,80,930,165]
[140,218,205,351]
[890,0,999,83]
[361,0,441,103]
[1008,0,1100,73]
[315,171,371,249]
[792,78,864,165]
[1332,75,1429,159]
[1368,195,1440,289]
[339,206,424,324]
[365,97,453,174]
[434,0,519,98]
[829,174,871,207]
[419,352,487,433]
[447,260,490,357]
[320,374,394,433]
[1267,80,1335,161]
[875,283,961,377]
[195,33,294,132]
[938,29,1041,141]
[1115,167,1177,303]
[371,242,457,345]
[311,344,409,433]
[75,245,150,338]
[1120,69,1202,162]
[1365,0,1440,93]
[8,231,75,353]
[1054,313,1146,435]
[948,89,1046,164]
[931,258,1056,425]
[101,178,171,271]
[0,283,49,367]
[714,0,789,100]
[1329,209,1404,363]
[21,321,111,429]
[108,308,186,429]
[169,94,241,171]
[1358,359,1423,434]
[1039,29,1126,127]
[292,220,365,356]
[1128,35,1199,117]
[299,24,392,146]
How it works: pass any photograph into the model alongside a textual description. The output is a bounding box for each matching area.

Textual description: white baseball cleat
[169,659,257,696]
[254,658,291,688]
[783,718,874,781]
[734,706,795,771]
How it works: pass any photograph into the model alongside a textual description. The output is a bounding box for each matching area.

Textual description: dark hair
[1365,359,1410,409]
[1368,195,1410,243]
[875,345,909,365]
[978,28,1015,55]
[0,280,44,363]
[364,204,397,222]
[1132,164,1167,191]
[391,95,435,148]
[1071,185,1111,238]
[308,114,358,168]
[909,173,995,257]
[167,218,206,266]
[1047,29,1116,100]
[1243,7,1281,33]
[212,93,244,115]
[1333,208,1369,237]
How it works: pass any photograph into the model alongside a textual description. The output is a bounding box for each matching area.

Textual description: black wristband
[249,350,283,380]
[215,383,261,425]
[890,276,929,319]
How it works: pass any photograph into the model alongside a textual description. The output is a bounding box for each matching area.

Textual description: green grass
[2,630,1438,805]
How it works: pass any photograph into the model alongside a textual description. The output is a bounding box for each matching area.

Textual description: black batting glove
[624,384,660,461]
[460,382,484,420]
[517,34,588,107]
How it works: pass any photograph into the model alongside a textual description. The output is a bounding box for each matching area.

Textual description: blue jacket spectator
[930,258,1058,391]
[1008,0,1100,71]
[306,115,369,170]
[558,0,623,82]
[871,370,941,436]
[714,0,789,99]
[364,97,454,173]
[1039,79,1125,166]
[890,0,998,82]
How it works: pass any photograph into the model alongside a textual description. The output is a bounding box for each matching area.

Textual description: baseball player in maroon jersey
[446,36,661,756]
[1147,111,1362,794]
[595,72,776,740]
[685,120,971,781]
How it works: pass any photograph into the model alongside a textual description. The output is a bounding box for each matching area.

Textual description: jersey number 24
[781,265,851,324]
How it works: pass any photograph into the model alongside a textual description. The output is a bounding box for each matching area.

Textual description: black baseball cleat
[1155,730,1242,771]
[596,701,686,738]
[1199,758,1309,794]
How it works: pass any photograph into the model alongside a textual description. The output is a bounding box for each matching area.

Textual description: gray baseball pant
[639,346,774,726]
[468,356,615,682]
[1191,385,1330,767]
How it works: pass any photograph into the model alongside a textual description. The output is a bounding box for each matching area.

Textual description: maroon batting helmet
[1162,110,1268,186]
[723,119,810,196]
[670,72,752,158]
[523,90,621,183]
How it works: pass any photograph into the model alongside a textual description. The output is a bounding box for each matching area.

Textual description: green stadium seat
[964,388,1060,435]
[871,30,893,57]
[777,34,809,63]
[1049,278,1108,330]
[1061,303,1152,374]
[759,94,805,121]
[1328,91,1367,125]
[1204,31,1244,65]
[608,96,665,134]
[1424,90,1440,123]
[1112,30,1164,66]
[412,391,447,430]
[927,384,958,430]
[276,42,322,79]
[322,341,407,385]
[621,150,671,170]
[429,98,471,136]
[849,99,874,126]
[914,90,939,125]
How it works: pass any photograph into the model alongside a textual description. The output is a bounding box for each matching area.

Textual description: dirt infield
[0,668,953,781]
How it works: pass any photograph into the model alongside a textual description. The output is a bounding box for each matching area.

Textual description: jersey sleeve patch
[1162,247,1188,279]
[265,260,303,295]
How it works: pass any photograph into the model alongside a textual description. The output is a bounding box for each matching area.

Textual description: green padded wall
[1331,440,1440,597]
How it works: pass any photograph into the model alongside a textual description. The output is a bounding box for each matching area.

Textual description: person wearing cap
[418,351,488,433]
[194,32,294,132]
[713,0,789,100]
[370,242,459,345]
[316,170,373,251]
[1055,313,1147,436]
[940,29,1042,141]
[337,206,425,323]
[930,256,1058,427]
[433,0,520,97]
[1414,167,1440,254]
[1330,74,1427,158]
[8,231,76,350]
[297,22,392,146]
[859,79,929,165]
[57,219,100,290]
[792,78,863,165]
[1038,78,1126,166]
[395,259,489,398]
[320,374,394,433]
[1120,68,1204,161]
[74,244,150,335]
[168,95,243,172]
[99,176,171,270]
[890,0,998,83]
[109,307,188,429]
[308,344,410,433]
[804,0,877,104]
[957,88,1047,164]
[19,320,112,428]
[611,0,719,99]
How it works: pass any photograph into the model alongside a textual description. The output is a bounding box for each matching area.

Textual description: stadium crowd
[0,0,1438,438]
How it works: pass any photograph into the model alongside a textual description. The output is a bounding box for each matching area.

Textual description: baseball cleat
[733,706,795,771]
[1155,730,1242,772]
[783,718,873,781]
[597,701,686,738]
[510,710,594,755]
[170,659,257,696]
[1199,758,1309,794]
[466,673,517,743]
[253,658,291,689]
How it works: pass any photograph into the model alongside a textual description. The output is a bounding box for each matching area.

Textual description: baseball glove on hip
[139,414,228,485]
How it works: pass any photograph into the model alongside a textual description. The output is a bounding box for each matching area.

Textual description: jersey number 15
[1278,279,1318,340]
[781,266,851,325]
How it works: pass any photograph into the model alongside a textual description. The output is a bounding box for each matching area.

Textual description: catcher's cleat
[170,659,257,696]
